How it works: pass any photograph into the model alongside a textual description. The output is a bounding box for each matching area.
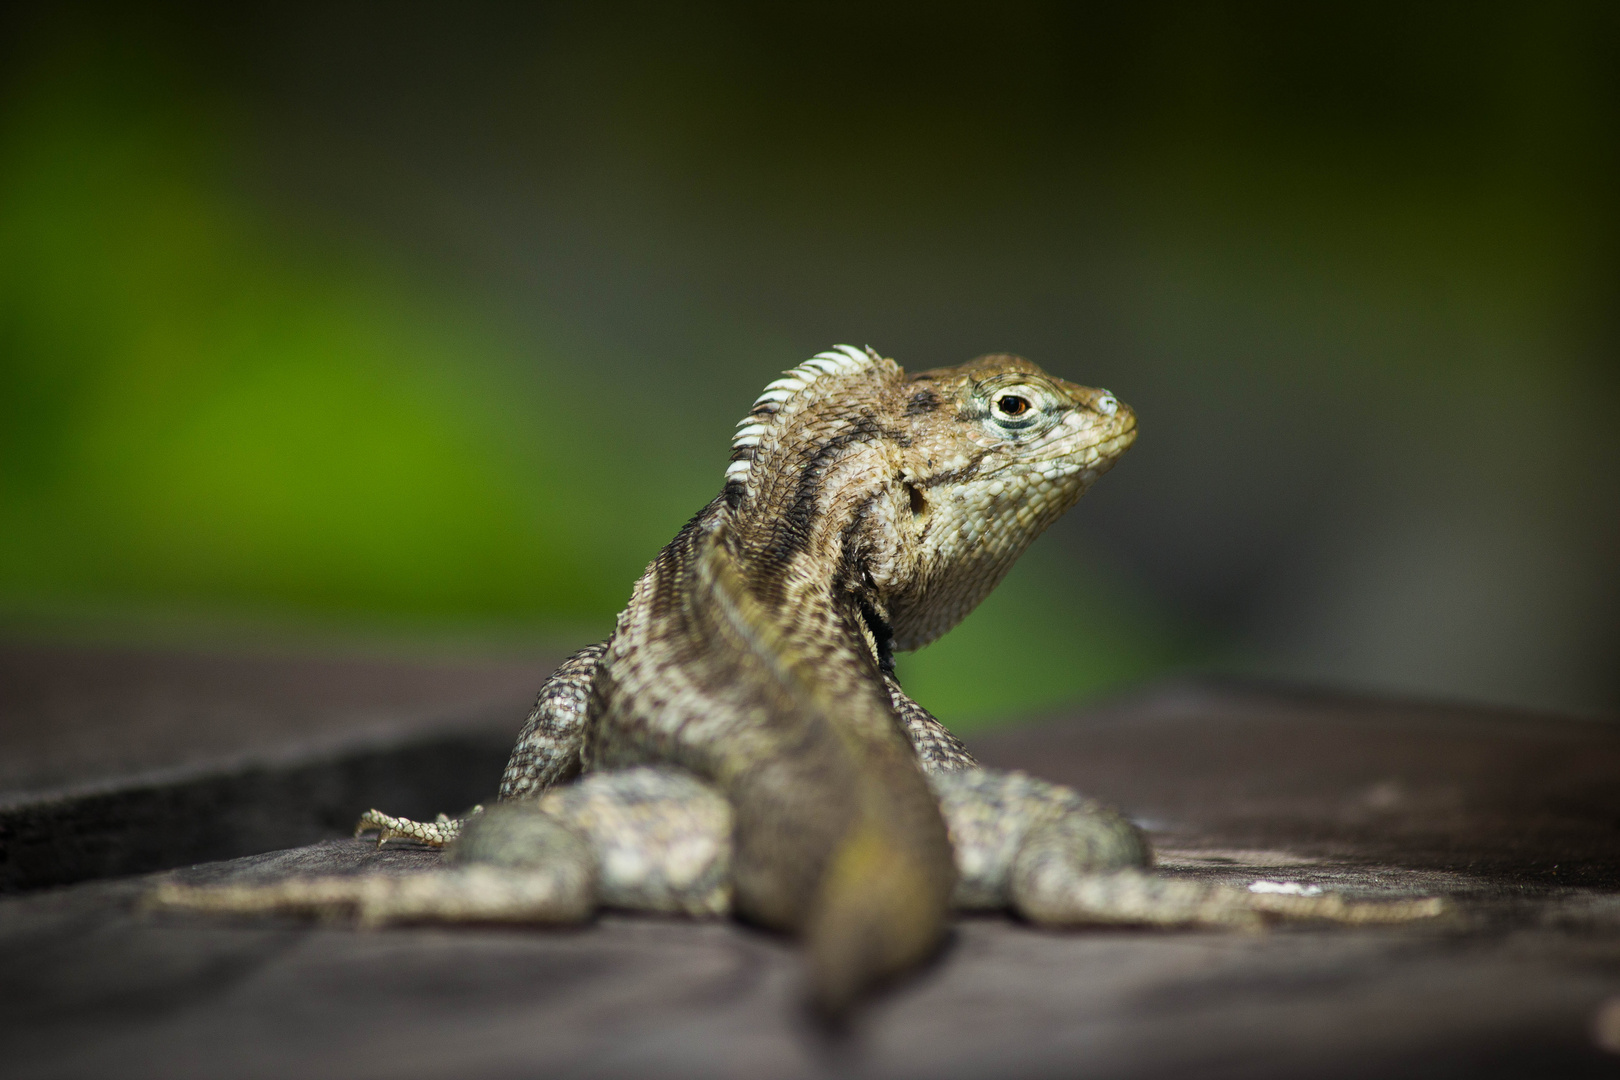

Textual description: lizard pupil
[997,395,1030,417]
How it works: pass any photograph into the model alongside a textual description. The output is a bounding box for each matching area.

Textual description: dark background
[1,2,1616,726]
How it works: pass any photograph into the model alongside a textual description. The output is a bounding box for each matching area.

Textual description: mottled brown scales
[152,346,1442,1016]
[498,642,603,799]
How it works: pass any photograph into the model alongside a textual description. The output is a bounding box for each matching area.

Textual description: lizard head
[722,347,1135,655]
[879,354,1137,651]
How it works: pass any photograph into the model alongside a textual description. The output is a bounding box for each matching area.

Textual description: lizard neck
[720,415,904,678]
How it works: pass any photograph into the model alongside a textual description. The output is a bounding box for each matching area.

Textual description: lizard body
[516,346,1134,1007]
[155,347,1441,1014]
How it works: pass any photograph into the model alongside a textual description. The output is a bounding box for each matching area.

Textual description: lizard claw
[354,808,400,847]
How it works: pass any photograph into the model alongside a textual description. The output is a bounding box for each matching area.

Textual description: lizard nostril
[1094,393,1118,416]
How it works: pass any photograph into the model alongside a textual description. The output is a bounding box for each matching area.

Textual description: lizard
[153,346,1442,1015]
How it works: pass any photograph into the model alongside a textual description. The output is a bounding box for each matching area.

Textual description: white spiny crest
[723,345,887,487]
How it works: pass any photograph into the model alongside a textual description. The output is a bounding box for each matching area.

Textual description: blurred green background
[1,3,1615,726]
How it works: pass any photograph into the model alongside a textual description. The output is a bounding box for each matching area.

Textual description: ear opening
[906,481,928,519]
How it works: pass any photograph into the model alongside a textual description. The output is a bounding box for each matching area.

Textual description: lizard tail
[693,536,956,1018]
[802,808,955,1019]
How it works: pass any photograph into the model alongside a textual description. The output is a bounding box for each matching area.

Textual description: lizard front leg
[882,672,978,774]
[353,642,607,849]
[500,641,607,800]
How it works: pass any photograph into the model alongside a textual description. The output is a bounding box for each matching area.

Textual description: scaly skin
[152,347,1442,1015]
[554,347,1140,1011]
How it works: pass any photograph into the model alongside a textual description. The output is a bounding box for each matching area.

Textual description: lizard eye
[977,379,1056,437]
[995,395,1031,418]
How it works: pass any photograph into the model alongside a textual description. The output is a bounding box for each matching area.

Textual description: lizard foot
[354,806,483,848]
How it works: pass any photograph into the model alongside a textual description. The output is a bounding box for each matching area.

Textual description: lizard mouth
[987,419,1136,480]
[1092,422,1138,459]
[1057,406,1137,464]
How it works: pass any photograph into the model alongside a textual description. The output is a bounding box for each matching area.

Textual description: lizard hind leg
[149,807,595,928]
[931,768,1445,929]
[152,768,733,929]
[1008,811,1446,929]
[512,767,734,917]
[930,768,1151,911]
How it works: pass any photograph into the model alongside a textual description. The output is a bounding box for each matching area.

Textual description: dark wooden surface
[2,642,1619,1078]
[0,641,548,796]
[0,643,545,891]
